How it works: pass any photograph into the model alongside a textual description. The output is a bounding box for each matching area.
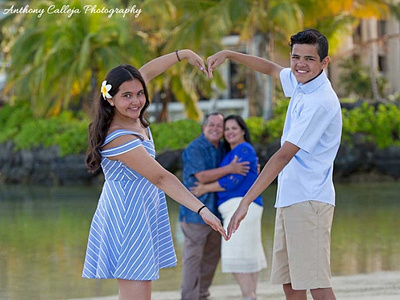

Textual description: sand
[72,271,400,300]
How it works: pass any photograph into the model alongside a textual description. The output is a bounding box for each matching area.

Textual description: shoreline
[70,271,400,300]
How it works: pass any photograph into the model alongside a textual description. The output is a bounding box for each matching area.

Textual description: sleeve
[101,139,142,157]
[217,145,254,191]
[279,68,297,97]
[285,103,331,154]
[182,143,207,177]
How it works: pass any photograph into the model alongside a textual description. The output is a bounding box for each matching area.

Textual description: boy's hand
[227,201,248,238]
[207,50,228,78]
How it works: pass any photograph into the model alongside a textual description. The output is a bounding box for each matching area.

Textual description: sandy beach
[72,271,400,300]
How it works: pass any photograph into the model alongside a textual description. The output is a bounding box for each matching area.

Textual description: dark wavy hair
[289,29,328,61]
[86,65,150,173]
[223,115,252,150]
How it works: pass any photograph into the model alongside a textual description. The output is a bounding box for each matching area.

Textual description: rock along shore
[0,140,399,185]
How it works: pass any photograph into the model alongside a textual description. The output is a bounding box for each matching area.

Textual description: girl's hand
[200,207,229,241]
[190,182,207,197]
[180,49,208,77]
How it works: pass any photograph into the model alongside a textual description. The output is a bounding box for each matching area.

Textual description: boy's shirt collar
[297,69,328,94]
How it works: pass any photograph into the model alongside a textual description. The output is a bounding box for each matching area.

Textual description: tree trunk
[370,54,381,102]
[83,67,99,113]
[156,89,171,123]
[246,31,273,120]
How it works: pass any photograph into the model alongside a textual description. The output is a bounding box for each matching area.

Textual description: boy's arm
[207,50,283,79]
[227,141,300,236]
[139,49,207,84]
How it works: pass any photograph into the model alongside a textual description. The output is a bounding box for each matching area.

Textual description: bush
[265,99,289,142]
[151,119,201,151]
[246,116,268,143]
[0,102,89,156]
[342,102,400,148]
[1,99,400,156]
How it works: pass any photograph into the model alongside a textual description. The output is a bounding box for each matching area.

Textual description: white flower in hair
[101,80,112,100]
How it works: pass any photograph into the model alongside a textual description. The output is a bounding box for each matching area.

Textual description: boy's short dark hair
[289,29,329,61]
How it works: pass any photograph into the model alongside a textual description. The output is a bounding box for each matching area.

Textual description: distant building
[329,16,400,98]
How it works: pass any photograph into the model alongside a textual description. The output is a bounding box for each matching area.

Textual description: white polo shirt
[275,68,342,208]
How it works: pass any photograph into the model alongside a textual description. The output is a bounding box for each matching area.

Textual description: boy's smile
[290,43,329,84]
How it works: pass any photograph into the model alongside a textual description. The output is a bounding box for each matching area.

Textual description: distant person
[82,50,227,300]
[180,112,250,300]
[207,29,342,300]
[191,115,267,300]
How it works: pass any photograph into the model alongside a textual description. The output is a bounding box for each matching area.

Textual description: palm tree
[2,0,394,120]
[2,0,144,116]
[162,0,392,119]
[2,0,224,121]
[132,0,228,122]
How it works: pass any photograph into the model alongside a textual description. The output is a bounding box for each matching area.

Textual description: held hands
[199,206,229,241]
[180,49,208,77]
[180,49,228,79]
[206,50,228,78]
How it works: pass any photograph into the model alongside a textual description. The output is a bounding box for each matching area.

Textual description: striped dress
[82,129,177,280]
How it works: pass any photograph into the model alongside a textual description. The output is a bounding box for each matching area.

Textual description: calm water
[0,182,399,300]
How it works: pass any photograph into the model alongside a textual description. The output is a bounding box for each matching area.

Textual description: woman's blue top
[217,142,262,207]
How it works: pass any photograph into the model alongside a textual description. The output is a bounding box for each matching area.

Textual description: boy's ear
[322,56,330,69]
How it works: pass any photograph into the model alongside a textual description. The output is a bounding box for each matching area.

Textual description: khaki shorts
[270,201,334,290]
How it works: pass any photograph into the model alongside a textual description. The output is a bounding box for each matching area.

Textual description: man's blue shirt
[180,133,225,223]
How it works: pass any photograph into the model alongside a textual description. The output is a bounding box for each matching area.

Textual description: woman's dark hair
[289,28,328,61]
[223,115,252,150]
[86,65,150,173]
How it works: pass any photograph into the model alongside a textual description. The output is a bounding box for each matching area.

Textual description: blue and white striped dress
[82,129,177,280]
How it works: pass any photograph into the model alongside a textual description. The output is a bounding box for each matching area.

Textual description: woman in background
[191,115,266,300]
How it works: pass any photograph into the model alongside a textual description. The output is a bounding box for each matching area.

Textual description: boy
[207,29,341,300]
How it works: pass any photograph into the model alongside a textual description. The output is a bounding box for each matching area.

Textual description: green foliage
[246,117,269,143]
[151,119,202,151]
[342,102,400,149]
[339,57,389,100]
[0,102,34,143]
[3,0,143,116]
[244,99,289,144]
[1,100,400,156]
[0,102,89,156]
[265,99,289,141]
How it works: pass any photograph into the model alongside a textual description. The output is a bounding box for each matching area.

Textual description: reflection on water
[0,183,399,299]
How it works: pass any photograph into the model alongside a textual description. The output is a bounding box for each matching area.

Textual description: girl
[83,50,227,300]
